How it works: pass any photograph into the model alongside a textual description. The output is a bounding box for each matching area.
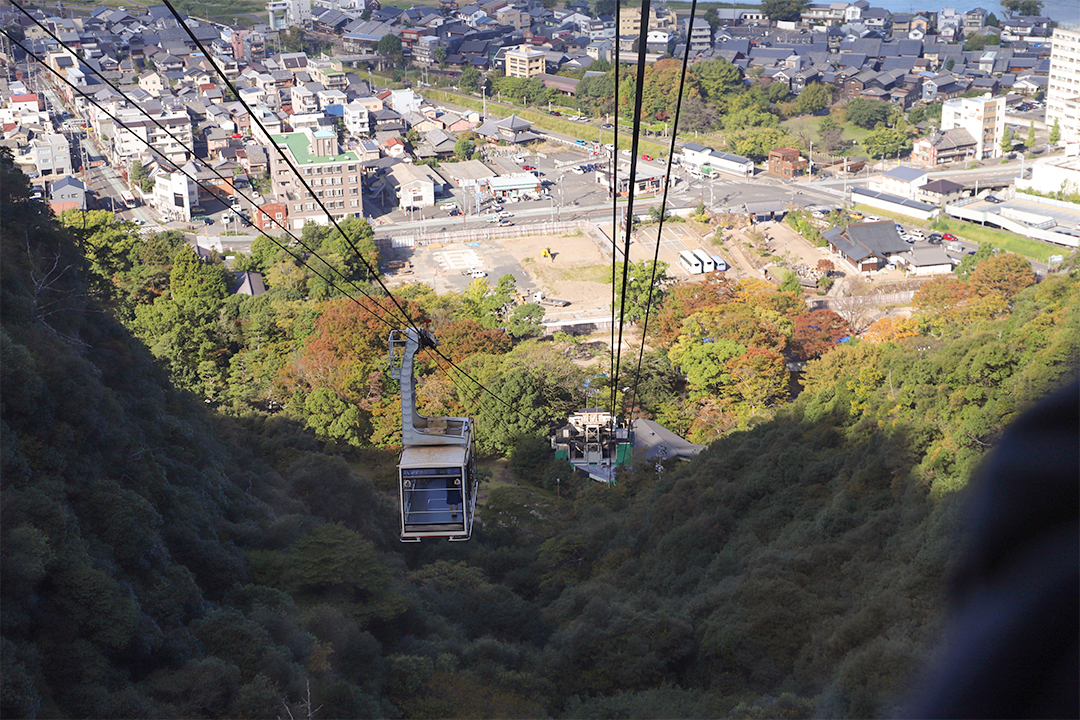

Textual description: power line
[1,29,406,336]
[160,0,424,335]
[5,5,408,330]
[608,0,654,422]
[626,0,700,421]
[3,21,518,416]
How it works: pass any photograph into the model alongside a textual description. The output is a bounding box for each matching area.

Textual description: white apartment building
[267,0,311,29]
[152,168,199,222]
[343,101,371,136]
[941,94,1005,160]
[504,45,546,79]
[1047,27,1080,144]
[30,133,71,178]
[111,108,193,165]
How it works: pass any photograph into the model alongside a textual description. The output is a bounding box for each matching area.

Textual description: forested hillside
[2,147,1078,719]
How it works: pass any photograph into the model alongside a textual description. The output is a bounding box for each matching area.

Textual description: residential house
[822,221,909,273]
[49,176,87,212]
[473,114,539,144]
[912,127,979,165]
[766,147,807,178]
[868,165,928,199]
[232,270,267,296]
[386,162,446,209]
[895,245,955,275]
[916,178,967,206]
[254,202,288,233]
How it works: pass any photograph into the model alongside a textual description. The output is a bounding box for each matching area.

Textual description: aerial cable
[1,30,407,336]
[422,344,517,413]
[161,0,424,335]
[608,0,622,416]
[608,0,654,421]
[4,9,407,329]
[9,15,549,425]
[625,0,699,421]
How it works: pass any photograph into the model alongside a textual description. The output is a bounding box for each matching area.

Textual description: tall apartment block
[1047,27,1080,144]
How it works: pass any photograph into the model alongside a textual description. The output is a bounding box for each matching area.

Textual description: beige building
[941,94,1005,160]
[617,5,676,36]
[1047,27,1080,144]
[269,128,365,230]
[111,108,193,165]
[504,44,546,79]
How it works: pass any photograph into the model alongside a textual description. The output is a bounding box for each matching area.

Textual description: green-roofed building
[269,127,366,230]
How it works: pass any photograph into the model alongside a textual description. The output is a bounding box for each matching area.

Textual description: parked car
[928,233,943,244]
[942,233,958,242]
[985,195,1003,203]
[468,269,488,278]
[522,165,536,171]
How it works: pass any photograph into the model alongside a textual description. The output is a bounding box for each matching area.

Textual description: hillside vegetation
[2,147,1078,718]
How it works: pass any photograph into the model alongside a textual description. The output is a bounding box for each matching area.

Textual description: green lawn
[852,204,1059,262]
[782,115,873,155]
[423,89,672,158]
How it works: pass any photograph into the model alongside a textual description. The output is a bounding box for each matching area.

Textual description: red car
[522,165,535,171]
[942,233,958,241]
[641,154,653,161]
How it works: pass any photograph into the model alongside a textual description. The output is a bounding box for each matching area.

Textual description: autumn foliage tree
[789,310,852,361]
[287,297,427,401]
[967,253,1036,299]
[654,273,736,343]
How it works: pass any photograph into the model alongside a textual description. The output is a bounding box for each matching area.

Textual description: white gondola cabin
[389,328,478,542]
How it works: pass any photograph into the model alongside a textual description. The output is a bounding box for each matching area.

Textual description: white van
[678,250,704,274]
[692,249,716,273]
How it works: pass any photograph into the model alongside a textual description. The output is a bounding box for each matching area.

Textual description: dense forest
[2,146,1078,719]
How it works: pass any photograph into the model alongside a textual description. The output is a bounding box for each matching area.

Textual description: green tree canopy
[613,260,670,325]
[761,0,809,22]
[169,246,229,301]
[863,127,911,160]
[376,34,403,62]
[794,82,831,115]
[844,98,891,129]
[691,59,743,101]
[1000,0,1043,14]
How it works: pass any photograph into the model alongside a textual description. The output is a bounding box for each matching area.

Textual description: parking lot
[628,222,733,278]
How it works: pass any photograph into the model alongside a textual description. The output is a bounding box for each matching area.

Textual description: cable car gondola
[389,328,477,542]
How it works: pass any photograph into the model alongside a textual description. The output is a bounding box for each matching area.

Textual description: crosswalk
[433,248,481,271]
